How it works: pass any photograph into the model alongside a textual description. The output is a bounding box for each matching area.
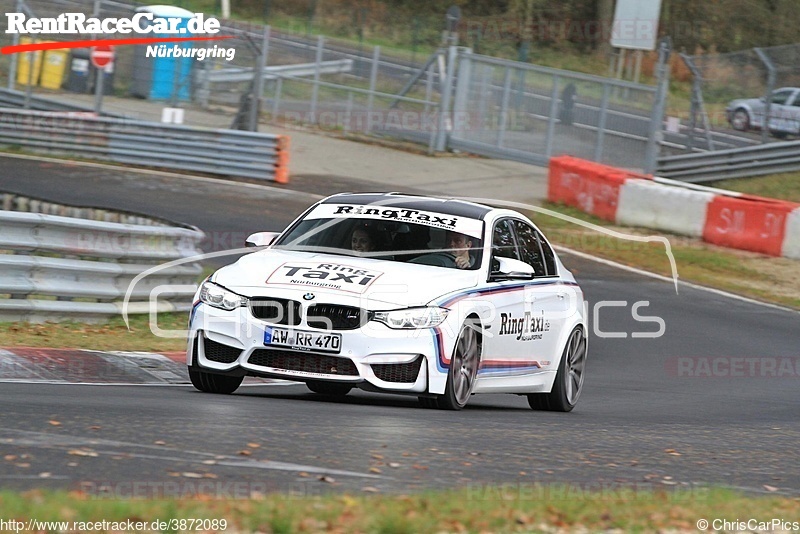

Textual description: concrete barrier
[548,155,800,259]
[617,180,714,238]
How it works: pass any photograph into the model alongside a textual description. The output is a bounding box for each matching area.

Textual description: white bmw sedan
[187,193,588,411]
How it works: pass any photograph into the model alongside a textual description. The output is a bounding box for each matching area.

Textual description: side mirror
[245,231,280,248]
[489,257,535,281]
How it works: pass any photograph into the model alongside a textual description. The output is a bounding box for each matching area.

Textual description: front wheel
[306,380,353,396]
[730,109,750,131]
[436,319,481,410]
[189,368,243,394]
[528,326,587,412]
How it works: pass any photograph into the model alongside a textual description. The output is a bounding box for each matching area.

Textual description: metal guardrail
[656,140,800,183]
[201,60,353,84]
[0,109,290,182]
[0,88,104,113]
[0,193,205,323]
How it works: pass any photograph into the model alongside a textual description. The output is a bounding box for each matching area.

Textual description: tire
[306,380,353,396]
[189,368,243,394]
[528,326,587,412]
[436,318,482,411]
[731,109,750,131]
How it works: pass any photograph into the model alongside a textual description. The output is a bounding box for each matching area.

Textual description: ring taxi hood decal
[266,261,384,293]
[304,204,484,239]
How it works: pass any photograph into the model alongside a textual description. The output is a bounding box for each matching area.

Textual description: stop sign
[90,45,114,69]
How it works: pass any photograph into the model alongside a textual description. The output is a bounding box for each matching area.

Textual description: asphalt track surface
[1,155,799,496]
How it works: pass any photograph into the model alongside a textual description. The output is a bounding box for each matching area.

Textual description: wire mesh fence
[2,0,668,171]
[449,51,664,171]
[674,43,800,152]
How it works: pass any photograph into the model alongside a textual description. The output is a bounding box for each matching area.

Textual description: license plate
[264,327,342,354]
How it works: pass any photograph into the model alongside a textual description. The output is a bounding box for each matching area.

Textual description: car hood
[212,249,481,308]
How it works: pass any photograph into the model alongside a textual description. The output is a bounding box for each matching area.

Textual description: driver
[446,230,474,269]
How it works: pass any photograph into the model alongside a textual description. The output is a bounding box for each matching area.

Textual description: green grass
[0,312,189,352]
[709,173,800,203]
[0,487,797,532]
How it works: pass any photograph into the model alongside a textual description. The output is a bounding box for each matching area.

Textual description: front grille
[249,297,301,325]
[248,349,358,376]
[371,356,423,383]
[203,337,242,364]
[306,304,367,330]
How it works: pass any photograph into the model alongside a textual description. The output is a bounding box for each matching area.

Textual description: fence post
[594,83,611,162]
[435,45,459,152]
[754,48,776,145]
[424,61,434,114]
[544,75,560,158]
[271,77,283,122]
[644,39,671,175]
[310,35,324,125]
[249,25,270,132]
[449,47,472,148]
[7,0,24,91]
[365,46,380,134]
[344,91,353,133]
[496,67,512,147]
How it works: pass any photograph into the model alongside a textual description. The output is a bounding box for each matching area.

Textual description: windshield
[274,210,485,271]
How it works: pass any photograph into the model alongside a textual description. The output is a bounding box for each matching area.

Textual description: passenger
[350,226,377,253]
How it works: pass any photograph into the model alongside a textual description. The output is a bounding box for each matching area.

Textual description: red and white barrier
[617,179,714,238]
[547,156,800,259]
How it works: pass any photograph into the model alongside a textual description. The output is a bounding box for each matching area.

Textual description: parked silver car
[726,87,800,137]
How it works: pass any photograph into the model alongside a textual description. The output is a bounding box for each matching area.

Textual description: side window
[492,219,519,260]
[770,91,791,105]
[512,221,557,277]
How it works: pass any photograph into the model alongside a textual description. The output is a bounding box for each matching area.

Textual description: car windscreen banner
[305,204,483,239]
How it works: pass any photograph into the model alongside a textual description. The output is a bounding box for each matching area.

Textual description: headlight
[371,307,449,329]
[199,281,248,311]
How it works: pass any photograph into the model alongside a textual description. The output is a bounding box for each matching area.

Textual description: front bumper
[187,303,439,393]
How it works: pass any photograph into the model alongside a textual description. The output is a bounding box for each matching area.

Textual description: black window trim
[508,217,559,278]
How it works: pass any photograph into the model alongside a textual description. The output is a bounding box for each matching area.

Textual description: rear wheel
[436,318,481,411]
[528,326,586,412]
[189,368,243,394]
[306,380,353,396]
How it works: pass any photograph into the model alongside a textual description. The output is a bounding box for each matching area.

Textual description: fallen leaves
[68,449,98,457]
